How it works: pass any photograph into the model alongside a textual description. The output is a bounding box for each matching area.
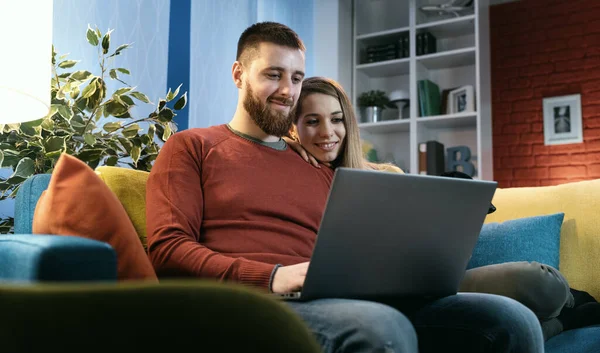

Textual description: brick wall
[490,0,600,187]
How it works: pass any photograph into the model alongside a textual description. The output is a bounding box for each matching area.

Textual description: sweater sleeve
[145,132,275,289]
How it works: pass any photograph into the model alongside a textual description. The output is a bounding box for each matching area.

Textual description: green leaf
[120,95,135,106]
[44,136,67,153]
[158,108,175,122]
[108,43,132,58]
[122,124,140,138]
[19,119,42,137]
[56,105,73,121]
[162,123,173,141]
[104,100,129,117]
[77,148,105,161]
[147,124,156,141]
[101,30,112,55]
[58,60,79,69]
[114,87,135,96]
[106,156,118,166]
[9,158,35,180]
[130,91,151,104]
[109,69,118,80]
[69,70,93,81]
[70,85,80,99]
[41,118,54,132]
[131,145,141,166]
[167,84,183,102]
[86,25,99,46]
[116,68,130,75]
[84,133,96,146]
[81,80,97,99]
[0,150,4,168]
[103,122,122,133]
[117,137,133,154]
[174,92,187,110]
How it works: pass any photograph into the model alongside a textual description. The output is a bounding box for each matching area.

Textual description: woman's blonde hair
[293,77,366,169]
[293,77,403,173]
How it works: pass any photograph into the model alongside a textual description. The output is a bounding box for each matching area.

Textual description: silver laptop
[279,167,497,301]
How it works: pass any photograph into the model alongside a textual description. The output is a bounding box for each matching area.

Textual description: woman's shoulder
[366,162,404,174]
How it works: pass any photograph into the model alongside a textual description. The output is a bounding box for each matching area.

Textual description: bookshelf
[352,0,492,180]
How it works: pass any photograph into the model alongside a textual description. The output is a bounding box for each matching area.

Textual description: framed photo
[543,94,583,146]
[447,85,475,114]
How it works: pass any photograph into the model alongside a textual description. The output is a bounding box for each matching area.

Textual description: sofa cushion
[467,213,564,270]
[485,179,600,301]
[95,166,149,250]
[545,325,600,353]
[32,153,157,281]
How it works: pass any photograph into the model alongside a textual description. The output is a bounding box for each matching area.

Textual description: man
[146,21,544,353]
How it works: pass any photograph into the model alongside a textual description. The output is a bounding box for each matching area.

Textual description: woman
[286,76,574,340]
[287,76,400,172]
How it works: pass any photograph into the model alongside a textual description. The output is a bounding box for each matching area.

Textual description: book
[426,140,445,176]
[418,79,441,117]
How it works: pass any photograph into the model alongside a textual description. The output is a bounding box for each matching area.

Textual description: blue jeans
[287,293,544,353]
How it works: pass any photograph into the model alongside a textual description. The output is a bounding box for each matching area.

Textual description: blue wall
[0,0,315,220]
[187,0,315,128]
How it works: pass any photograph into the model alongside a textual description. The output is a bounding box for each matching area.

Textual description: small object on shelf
[364,42,399,64]
[358,90,393,123]
[417,32,437,56]
[446,145,475,177]
[447,85,475,114]
[418,79,442,117]
[389,90,410,120]
[418,140,446,176]
[440,87,459,115]
[420,0,474,18]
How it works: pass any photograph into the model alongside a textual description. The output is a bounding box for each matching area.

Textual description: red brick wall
[490,0,600,187]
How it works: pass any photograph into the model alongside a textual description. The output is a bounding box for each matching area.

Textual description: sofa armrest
[0,234,117,282]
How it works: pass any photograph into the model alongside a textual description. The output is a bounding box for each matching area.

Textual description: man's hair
[236,22,305,65]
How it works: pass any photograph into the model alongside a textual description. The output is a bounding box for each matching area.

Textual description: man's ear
[232,61,244,89]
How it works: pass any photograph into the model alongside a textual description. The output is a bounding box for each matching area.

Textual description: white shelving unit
[352,0,493,180]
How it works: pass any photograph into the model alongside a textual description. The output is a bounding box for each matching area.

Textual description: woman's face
[295,93,346,163]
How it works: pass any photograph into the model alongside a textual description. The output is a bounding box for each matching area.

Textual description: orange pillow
[33,154,157,281]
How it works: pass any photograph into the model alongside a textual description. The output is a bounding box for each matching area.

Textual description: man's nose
[279,78,293,96]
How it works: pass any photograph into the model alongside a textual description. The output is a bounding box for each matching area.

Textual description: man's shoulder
[169,125,232,149]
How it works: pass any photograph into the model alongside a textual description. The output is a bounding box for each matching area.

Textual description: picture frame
[543,94,583,146]
[447,85,475,114]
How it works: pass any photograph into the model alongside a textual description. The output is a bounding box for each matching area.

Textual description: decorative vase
[363,106,383,123]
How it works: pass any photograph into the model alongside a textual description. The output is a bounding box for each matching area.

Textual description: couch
[5,167,600,352]
[1,169,322,353]
[486,179,600,353]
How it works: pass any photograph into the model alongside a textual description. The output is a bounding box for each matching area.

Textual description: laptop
[278,167,497,301]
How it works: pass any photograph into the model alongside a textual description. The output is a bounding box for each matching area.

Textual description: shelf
[356,58,410,77]
[417,112,477,129]
[359,119,410,134]
[417,47,475,70]
[416,15,475,38]
[356,26,410,41]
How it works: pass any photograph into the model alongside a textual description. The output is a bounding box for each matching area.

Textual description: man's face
[241,42,305,137]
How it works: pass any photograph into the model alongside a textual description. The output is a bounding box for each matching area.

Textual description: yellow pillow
[95,166,150,250]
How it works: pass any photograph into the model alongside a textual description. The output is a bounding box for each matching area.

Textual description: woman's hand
[283,136,322,168]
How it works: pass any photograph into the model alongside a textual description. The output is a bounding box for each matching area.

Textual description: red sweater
[146,125,334,289]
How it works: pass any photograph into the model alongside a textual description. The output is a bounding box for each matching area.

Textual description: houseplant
[357,90,392,123]
[0,25,187,233]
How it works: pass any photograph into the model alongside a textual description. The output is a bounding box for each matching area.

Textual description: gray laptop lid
[300,168,497,301]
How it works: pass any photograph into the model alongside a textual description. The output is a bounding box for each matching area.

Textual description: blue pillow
[467,212,565,270]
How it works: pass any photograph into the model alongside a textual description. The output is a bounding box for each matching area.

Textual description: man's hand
[271,262,309,294]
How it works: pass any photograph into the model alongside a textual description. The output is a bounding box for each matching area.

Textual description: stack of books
[416,32,437,56]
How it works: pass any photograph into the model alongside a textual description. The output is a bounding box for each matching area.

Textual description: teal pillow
[467,213,565,270]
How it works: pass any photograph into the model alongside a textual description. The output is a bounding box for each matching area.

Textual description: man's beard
[243,82,294,137]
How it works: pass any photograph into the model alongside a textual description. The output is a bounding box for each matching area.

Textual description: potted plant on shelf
[0,25,187,233]
[357,90,392,123]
